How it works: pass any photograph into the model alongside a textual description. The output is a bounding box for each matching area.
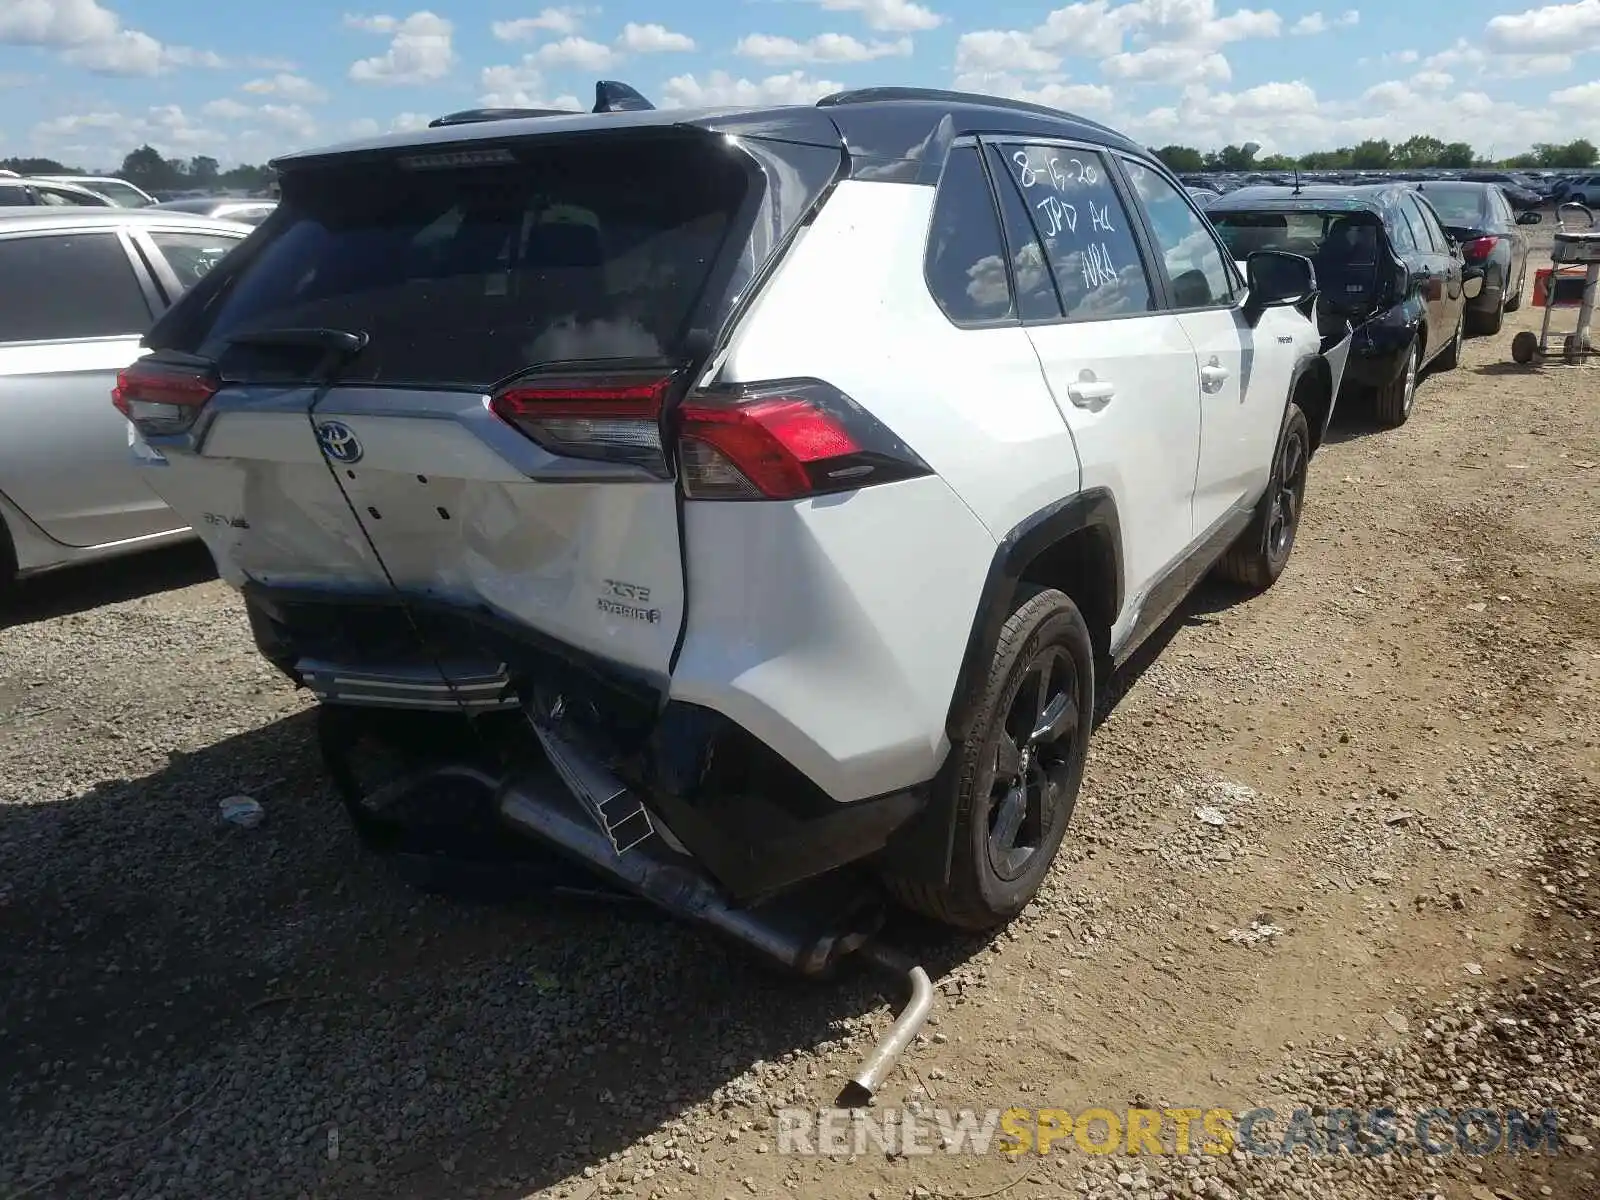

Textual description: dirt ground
[2,226,1597,1200]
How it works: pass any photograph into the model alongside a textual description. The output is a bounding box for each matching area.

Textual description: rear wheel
[1468,302,1504,337]
[1436,305,1465,370]
[883,587,1093,930]
[1505,266,1524,312]
[1214,402,1310,591]
[0,516,16,609]
[1373,339,1421,428]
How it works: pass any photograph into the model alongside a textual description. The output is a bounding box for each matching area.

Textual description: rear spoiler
[428,81,654,128]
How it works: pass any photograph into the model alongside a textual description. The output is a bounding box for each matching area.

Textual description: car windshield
[1418,187,1488,226]
[91,180,152,207]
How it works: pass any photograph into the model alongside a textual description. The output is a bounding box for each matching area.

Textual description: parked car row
[0,170,277,221]
[1179,167,1568,211]
[1204,179,1537,427]
[0,208,257,592]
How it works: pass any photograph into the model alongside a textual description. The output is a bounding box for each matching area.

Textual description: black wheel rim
[1268,425,1308,561]
[986,646,1079,881]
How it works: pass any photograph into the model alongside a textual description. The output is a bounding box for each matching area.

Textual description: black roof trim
[818,86,1129,143]
[428,107,574,128]
[270,89,1154,180]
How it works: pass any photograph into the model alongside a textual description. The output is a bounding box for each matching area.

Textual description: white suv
[117,85,1345,953]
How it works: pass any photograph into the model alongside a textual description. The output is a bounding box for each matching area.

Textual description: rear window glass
[1211,209,1385,310]
[1417,188,1485,227]
[192,136,752,386]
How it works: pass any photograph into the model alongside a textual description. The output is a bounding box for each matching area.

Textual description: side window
[0,233,152,342]
[0,183,28,205]
[923,145,1014,325]
[988,143,1153,320]
[150,230,246,293]
[1408,197,1445,251]
[1389,205,1419,253]
[1120,159,1238,309]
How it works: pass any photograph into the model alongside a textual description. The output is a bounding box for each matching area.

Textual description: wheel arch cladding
[1292,354,1334,453]
[877,488,1121,887]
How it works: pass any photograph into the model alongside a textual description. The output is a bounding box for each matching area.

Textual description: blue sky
[2,0,1598,168]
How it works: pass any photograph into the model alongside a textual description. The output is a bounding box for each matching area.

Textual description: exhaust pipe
[497,721,879,976]
[837,944,935,1107]
[344,712,937,1095]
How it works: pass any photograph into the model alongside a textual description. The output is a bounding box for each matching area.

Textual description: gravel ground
[2,245,1598,1200]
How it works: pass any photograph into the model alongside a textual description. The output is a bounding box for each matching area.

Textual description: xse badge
[597,579,661,624]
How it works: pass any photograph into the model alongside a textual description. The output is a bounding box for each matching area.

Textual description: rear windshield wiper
[221,327,370,382]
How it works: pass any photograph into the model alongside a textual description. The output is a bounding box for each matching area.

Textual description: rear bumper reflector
[297,658,519,712]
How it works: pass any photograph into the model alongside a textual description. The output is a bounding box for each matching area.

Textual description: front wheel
[883,587,1094,930]
[1214,402,1311,591]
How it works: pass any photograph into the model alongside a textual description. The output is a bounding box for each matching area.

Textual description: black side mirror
[1518,210,1542,225]
[1245,250,1317,313]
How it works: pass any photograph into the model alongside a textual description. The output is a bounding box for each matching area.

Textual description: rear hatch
[123,124,840,700]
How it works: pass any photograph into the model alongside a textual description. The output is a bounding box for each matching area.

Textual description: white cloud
[1486,0,1600,53]
[660,70,846,108]
[531,35,615,69]
[1410,69,1452,92]
[951,73,1118,113]
[0,0,226,76]
[201,97,253,120]
[1291,9,1359,35]
[1118,77,1590,159]
[955,30,1061,74]
[347,11,455,84]
[1105,45,1232,83]
[809,0,943,33]
[618,22,694,53]
[491,6,587,40]
[1552,79,1600,105]
[1425,36,1573,78]
[478,60,581,109]
[738,32,910,64]
[242,73,329,103]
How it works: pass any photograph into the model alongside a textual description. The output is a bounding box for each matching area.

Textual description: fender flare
[879,488,1123,887]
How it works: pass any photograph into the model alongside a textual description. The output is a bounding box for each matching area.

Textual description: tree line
[1,145,274,194]
[5,133,1597,195]
[1153,135,1598,175]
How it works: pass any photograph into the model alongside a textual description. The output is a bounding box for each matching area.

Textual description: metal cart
[1512,202,1600,365]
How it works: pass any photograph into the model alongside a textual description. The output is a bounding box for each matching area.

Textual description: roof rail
[428,107,571,128]
[816,86,1121,134]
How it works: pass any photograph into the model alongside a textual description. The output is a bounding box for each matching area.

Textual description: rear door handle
[1200,361,1230,393]
[1066,378,1116,408]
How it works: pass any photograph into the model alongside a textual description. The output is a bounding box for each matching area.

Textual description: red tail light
[676,379,931,501]
[490,369,679,475]
[1462,236,1500,261]
[111,358,220,436]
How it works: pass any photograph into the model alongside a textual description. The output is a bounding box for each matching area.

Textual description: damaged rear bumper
[256,585,928,905]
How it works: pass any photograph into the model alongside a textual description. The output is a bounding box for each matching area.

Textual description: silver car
[0,208,254,592]
[151,197,278,226]
[33,175,158,207]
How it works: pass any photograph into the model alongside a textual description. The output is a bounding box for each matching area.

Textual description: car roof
[0,207,256,235]
[270,87,1150,182]
[1206,183,1411,215]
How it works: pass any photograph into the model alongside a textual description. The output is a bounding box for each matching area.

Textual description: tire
[883,586,1093,930]
[1505,267,1524,312]
[1213,402,1311,591]
[1435,305,1464,371]
[1467,303,1504,337]
[1373,339,1420,428]
[0,516,16,609]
